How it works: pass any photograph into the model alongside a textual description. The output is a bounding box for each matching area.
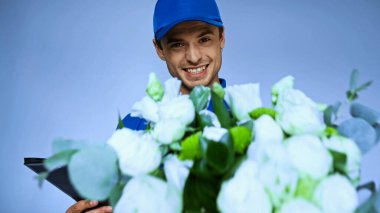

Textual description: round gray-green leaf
[338,118,377,154]
[68,145,119,201]
[350,102,380,125]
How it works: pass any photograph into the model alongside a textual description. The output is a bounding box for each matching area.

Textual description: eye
[199,37,211,43]
[170,42,184,49]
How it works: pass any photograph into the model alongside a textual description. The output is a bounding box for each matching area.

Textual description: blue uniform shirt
[122,78,227,130]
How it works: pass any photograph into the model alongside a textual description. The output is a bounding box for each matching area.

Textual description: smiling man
[66,0,225,212]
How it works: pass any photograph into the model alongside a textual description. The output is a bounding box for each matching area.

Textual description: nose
[185,44,201,65]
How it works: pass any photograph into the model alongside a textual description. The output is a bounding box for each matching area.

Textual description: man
[66,0,225,212]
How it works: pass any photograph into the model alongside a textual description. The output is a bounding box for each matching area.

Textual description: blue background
[1,0,379,212]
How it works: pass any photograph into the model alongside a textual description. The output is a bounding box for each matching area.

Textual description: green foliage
[356,181,379,213]
[351,102,380,126]
[146,73,164,102]
[323,102,341,127]
[338,118,377,154]
[108,181,127,208]
[347,70,372,102]
[329,150,347,174]
[35,172,49,188]
[325,127,339,137]
[211,89,232,129]
[196,113,214,130]
[249,107,276,120]
[295,177,319,201]
[229,126,252,154]
[117,113,125,130]
[179,132,202,160]
[44,149,78,171]
[68,145,119,201]
[212,82,225,99]
[190,86,211,112]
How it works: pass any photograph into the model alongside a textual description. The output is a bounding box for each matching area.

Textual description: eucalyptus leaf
[350,70,359,92]
[338,118,377,154]
[44,149,78,171]
[52,139,91,154]
[351,102,380,125]
[356,188,380,213]
[356,181,376,194]
[211,90,232,129]
[190,86,211,112]
[35,172,49,188]
[356,81,373,93]
[374,124,380,143]
[68,145,119,201]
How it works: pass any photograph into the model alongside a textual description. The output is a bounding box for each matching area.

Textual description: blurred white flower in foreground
[153,119,186,144]
[314,174,358,213]
[131,96,159,123]
[199,109,221,127]
[159,95,195,126]
[107,128,161,176]
[202,126,228,142]
[271,75,294,104]
[225,83,262,121]
[286,135,332,180]
[279,198,321,213]
[322,135,362,185]
[115,175,182,213]
[217,160,272,213]
[254,114,284,144]
[164,154,193,192]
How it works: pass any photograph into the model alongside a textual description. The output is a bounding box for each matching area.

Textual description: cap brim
[155,17,223,41]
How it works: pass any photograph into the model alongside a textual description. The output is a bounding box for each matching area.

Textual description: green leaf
[222,155,246,181]
[374,124,380,143]
[196,113,213,130]
[329,150,347,174]
[323,102,341,126]
[212,82,225,99]
[179,132,202,161]
[52,139,91,154]
[68,145,119,201]
[108,181,126,208]
[351,102,380,125]
[35,172,49,188]
[350,69,359,92]
[357,181,376,194]
[355,187,380,213]
[117,113,125,130]
[183,169,221,212]
[249,107,276,120]
[211,90,232,129]
[44,149,78,171]
[229,126,252,154]
[356,81,373,93]
[190,86,211,112]
[146,72,164,102]
[204,133,234,175]
[338,118,377,154]
[295,177,319,200]
[238,119,254,132]
[325,127,339,137]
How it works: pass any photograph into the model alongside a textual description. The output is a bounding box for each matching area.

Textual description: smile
[183,65,208,74]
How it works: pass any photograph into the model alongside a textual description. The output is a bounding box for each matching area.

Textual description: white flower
[258,162,299,207]
[314,174,358,213]
[248,140,290,167]
[163,154,193,192]
[277,105,325,135]
[153,119,186,144]
[286,135,332,180]
[217,164,272,213]
[272,75,295,104]
[225,83,262,121]
[159,95,195,126]
[202,126,228,142]
[131,96,159,123]
[162,77,181,102]
[233,159,260,179]
[279,199,322,213]
[275,88,319,113]
[254,114,284,144]
[322,135,362,185]
[199,109,221,127]
[115,175,182,213]
[107,129,161,176]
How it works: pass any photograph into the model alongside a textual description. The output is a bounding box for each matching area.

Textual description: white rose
[225,83,262,121]
[259,162,299,207]
[254,114,284,144]
[277,105,325,135]
[233,159,260,179]
[162,77,181,102]
[159,95,195,126]
[279,199,322,213]
[275,88,319,113]
[115,175,182,213]
[202,126,228,142]
[272,75,295,104]
[217,165,272,213]
[248,141,290,167]
[131,96,159,123]
[199,109,221,127]
[163,154,193,192]
[107,129,161,176]
[314,174,358,213]
[286,135,332,180]
[153,119,186,144]
[322,135,362,185]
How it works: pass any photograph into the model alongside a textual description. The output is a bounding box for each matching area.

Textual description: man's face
[154,21,225,94]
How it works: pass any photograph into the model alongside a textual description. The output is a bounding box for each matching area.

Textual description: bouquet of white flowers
[38,71,380,213]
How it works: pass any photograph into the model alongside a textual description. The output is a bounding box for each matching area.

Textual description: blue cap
[153,0,223,41]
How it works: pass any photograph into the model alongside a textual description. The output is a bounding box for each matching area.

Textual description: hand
[66,200,113,213]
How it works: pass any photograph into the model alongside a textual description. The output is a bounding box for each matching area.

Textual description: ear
[219,26,225,49]
[153,39,166,61]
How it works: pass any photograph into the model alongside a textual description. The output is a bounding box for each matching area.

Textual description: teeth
[186,66,206,74]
